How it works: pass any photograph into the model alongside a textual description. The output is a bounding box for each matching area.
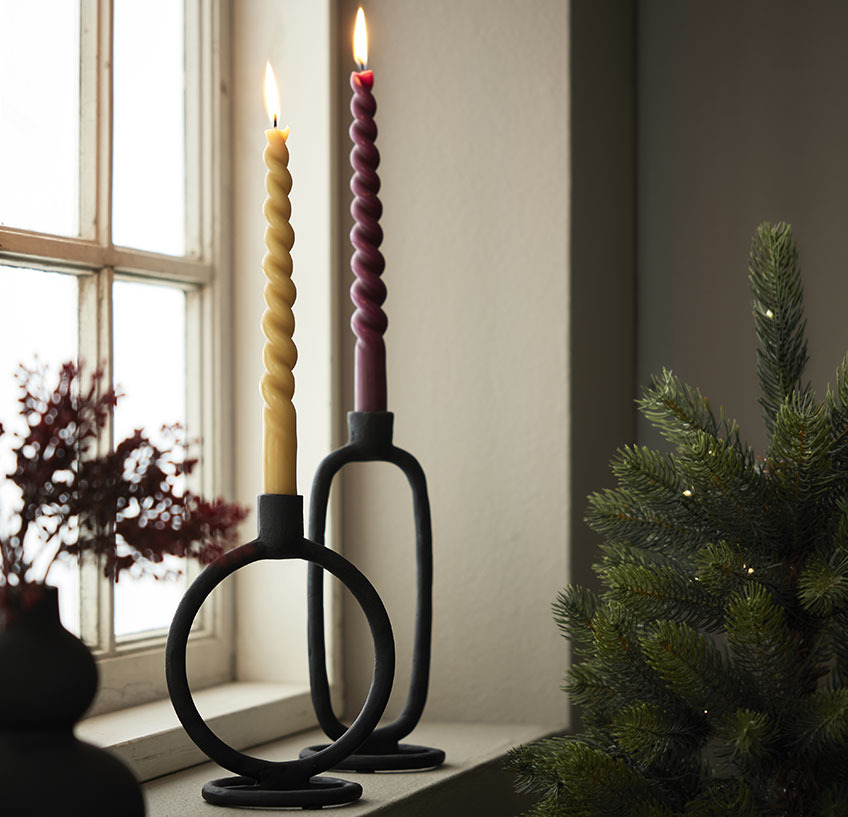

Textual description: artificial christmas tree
[509,223,848,817]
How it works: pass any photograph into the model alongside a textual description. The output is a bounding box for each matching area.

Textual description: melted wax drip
[350,71,388,412]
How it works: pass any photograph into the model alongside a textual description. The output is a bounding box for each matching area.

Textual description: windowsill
[142,721,551,817]
[77,681,318,782]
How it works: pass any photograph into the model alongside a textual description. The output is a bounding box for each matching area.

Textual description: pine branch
[564,660,620,720]
[793,688,848,757]
[592,604,682,709]
[828,611,848,687]
[611,701,706,772]
[508,738,566,800]
[692,540,773,601]
[599,540,693,572]
[682,779,757,817]
[714,708,775,774]
[610,445,686,509]
[798,549,848,617]
[724,584,799,707]
[676,430,774,553]
[748,222,810,434]
[508,738,665,817]
[586,487,709,557]
[602,561,723,632]
[553,585,601,652]
[814,782,848,817]
[638,369,722,448]
[640,620,742,715]
[826,352,848,454]
[767,393,835,553]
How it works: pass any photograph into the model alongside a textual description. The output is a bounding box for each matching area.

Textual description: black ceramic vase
[0,585,145,817]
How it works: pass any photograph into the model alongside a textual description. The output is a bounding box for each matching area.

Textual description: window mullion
[76,0,114,653]
[184,286,211,627]
[185,0,203,259]
[78,267,115,652]
[79,0,99,240]
[97,0,114,249]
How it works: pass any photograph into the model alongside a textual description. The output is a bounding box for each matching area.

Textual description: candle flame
[263,61,280,127]
[353,7,368,69]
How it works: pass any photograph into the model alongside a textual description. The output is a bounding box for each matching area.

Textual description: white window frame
[0,0,235,715]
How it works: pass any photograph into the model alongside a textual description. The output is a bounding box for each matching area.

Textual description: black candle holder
[166,493,395,808]
[300,411,445,771]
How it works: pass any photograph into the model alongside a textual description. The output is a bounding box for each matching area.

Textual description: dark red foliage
[0,362,249,591]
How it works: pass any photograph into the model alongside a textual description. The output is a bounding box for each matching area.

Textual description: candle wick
[273,114,277,128]
[356,61,365,72]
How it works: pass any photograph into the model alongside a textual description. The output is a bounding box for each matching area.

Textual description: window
[0,0,233,714]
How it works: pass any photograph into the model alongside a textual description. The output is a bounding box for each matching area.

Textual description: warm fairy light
[353,7,368,69]
[263,61,280,127]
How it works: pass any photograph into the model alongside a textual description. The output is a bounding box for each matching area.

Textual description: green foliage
[553,584,601,651]
[798,550,848,617]
[611,702,704,771]
[814,783,848,817]
[724,583,797,706]
[508,737,667,817]
[692,540,761,598]
[602,561,722,632]
[794,688,848,756]
[749,222,809,432]
[714,708,774,771]
[682,779,757,817]
[510,224,848,816]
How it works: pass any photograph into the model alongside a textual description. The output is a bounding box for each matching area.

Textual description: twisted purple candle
[350,69,388,412]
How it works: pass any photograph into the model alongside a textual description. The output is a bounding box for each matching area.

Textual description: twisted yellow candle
[261,67,297,495]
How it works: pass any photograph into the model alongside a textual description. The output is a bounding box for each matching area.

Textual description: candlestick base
[302,411,445,772]
[166,494,395,809]
[299,742,445,772]
[201,774,361,808]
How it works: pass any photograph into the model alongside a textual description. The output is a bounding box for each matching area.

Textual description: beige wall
[232,0,586,730]
[230,0,848,739]
[232,0,336,682]
[638,0,848,451]
[335,0,570,726]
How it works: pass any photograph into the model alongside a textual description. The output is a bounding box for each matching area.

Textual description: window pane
[112,279,187,636]
[0,1,80,236]
[112,0,186,256]
[0,266,80,632]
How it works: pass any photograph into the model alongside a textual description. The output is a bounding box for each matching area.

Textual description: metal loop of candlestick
[166,494,395,808]
[300,411,445,771]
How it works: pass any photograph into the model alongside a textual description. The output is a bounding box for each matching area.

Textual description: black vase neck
[0,584,61,632]
[0,584,97,729]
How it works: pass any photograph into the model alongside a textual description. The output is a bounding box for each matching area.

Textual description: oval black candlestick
[300,412,445,771]
[166,494,395,808]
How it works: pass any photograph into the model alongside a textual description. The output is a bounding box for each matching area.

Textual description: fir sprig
[553,584,601,651]
[640,619,741,715]
[714,708,774,772]
[797,550,848,617]
[749,222,810,433]
[724,583,798,707]
[602,561,723,632]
